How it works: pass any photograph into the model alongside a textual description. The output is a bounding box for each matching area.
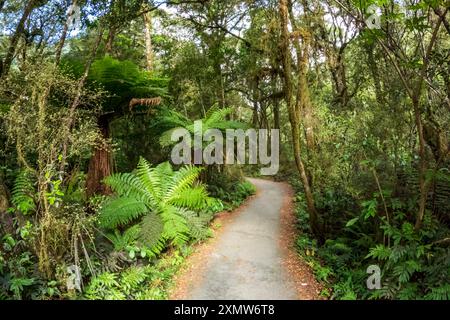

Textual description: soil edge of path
[278,181,323,299]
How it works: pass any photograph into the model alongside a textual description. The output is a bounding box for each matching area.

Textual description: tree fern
[99,158,215,255]
[156,104,248,148]
[160,205,190,246]
[203,105,234,128]
[104,173,147,200]
[63,56,169,113]
[165,166,203,203]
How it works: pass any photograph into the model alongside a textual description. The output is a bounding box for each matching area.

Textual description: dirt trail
[170,178,321,300]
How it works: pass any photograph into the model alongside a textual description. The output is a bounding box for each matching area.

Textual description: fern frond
[152,107,190,129]
[159,127,188,147]
[137,212,165,254]
[165,166,202,201]
[204,103,221,120]
[160,205,190,246]
[100,159,216,252]
[104,173,146,200]
[155,161,173,183]
[11,170,36,215]
[393,260,421,283]
[136,157,162,205]
[99,197,149,229]
[366,244,391,260]
[204,107,234,128]
[84,272,123,300]
[177,208,211,241]
[167,185,211,210]
[425,284,450,300]
[120,266,147,294]
[106,225,141,251]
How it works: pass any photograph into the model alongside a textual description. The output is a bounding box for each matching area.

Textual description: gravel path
[186,178,298,300]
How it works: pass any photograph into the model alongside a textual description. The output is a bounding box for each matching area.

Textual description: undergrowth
[83,247,191,300]
[292,180,450,300]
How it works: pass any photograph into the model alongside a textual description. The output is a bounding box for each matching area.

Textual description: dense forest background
[0,0,449,300]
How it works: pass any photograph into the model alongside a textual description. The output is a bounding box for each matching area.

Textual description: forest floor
[169,178,322,300]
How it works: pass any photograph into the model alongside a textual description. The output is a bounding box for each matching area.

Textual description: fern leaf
[11,170,36,215]
[425,284,450,300]
[159,127,187,147]
[120,266,147,294]
[106,225,141,251]
[137,212,165,253]
[204,107,234,128]
[177,208,211,240]
[167,185,211,210]
[136,157,162,205]
[160,205,190,246]
[99,197,148,229]
[165,165,202,201]
[104,173,146,200]
[366,244,391,260]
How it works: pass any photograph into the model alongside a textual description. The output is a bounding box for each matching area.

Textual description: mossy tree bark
[278,0,322,240]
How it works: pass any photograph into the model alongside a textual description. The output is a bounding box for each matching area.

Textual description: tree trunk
[278,0,322,239]
[55,0,78,65]
[85,115,113,197]
[273,101,280,130]
[287,2,316,153]
[413,98,428,230]
[1,0,36,78]
[272,75,280,130]
[327,48,350,107]
[366,44,385,105]
[143,10,154,71]
[296,36,315,152]
[105,24,117,55]
[252,76,260,127]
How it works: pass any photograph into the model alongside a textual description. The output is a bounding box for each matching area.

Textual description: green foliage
[63,56,169,113]
[0,221,62,300]
[84,249,188,300]
[11,170,36,215]
[137,213,165,250]
[1,0,448,302]
[99,158,215,257]
[106,225,141,252]
[294,188,450,300]
[157,104,248,148]
[207,172,255,210]
[424,284,450,300]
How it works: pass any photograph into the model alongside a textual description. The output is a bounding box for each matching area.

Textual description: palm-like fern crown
[62,56,168,113]
[99,158,213,251]
[157,104,248,147]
